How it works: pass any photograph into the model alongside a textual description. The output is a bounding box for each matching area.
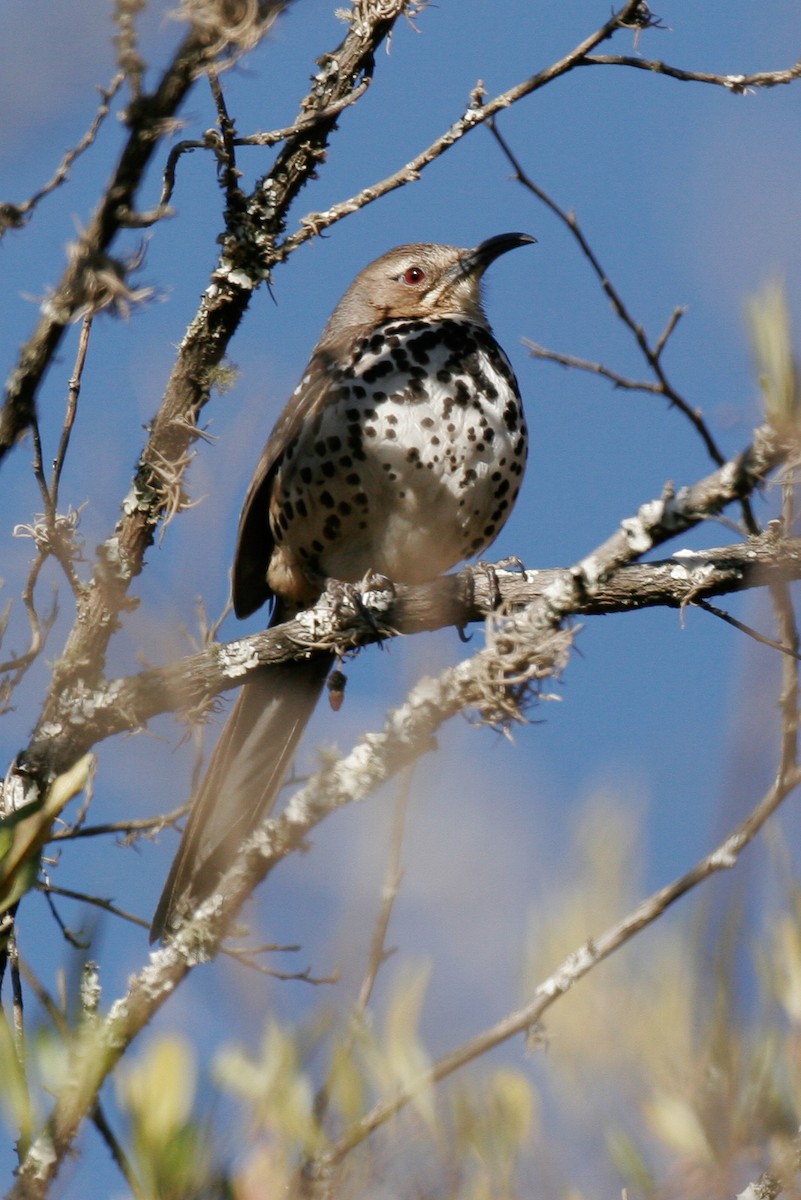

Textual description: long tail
[150,650,333,942]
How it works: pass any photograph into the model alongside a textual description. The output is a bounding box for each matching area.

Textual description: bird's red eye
[402,265,426,285]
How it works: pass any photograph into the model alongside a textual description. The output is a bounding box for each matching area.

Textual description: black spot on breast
[503,401,519,432]
[363,359,394,383]
[323,515,341,539]
[454,380,470,406]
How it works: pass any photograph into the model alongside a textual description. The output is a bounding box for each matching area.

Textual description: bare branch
[523,341,662,394]
[278,0,646,255]
[15,1,411,806]
[487,120,728,469]
[18,419,795,781]
[581,54,801,92]
[0,75,125,239]
[693,597,801,660]
[0,30,218,461]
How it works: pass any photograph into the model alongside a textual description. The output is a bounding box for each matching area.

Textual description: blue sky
[2,1,801,1194]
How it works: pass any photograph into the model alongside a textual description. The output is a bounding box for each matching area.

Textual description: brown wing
[232,347,337,619]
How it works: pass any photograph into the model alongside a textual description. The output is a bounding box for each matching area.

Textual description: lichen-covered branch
[16,417,794,785]
[21,0,411,787]
[0,25,231,462]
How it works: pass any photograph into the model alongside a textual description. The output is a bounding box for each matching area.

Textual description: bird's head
[323,232,536,336]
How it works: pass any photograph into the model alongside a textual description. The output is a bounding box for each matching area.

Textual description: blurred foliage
[0,753,94,916]
[116,1034,222,1199]
[747,281,801,443]
[3,794,801,1198]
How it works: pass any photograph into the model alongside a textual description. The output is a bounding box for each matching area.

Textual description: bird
[151,232,535,942]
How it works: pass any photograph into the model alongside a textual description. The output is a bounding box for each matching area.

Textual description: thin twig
[487,119,727,466]
[310,769,412,1137]
[38,883,149,931]
[50,802,189,843]
[53,316,93,517]
[355,771,411,1015]
[90,1103,144,1200]
[0,29,226,461]
[0,75,125,238]
[523,341,662,393]
[581,54,801,91]
[278,0,645,256]
[694,598,801,661]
